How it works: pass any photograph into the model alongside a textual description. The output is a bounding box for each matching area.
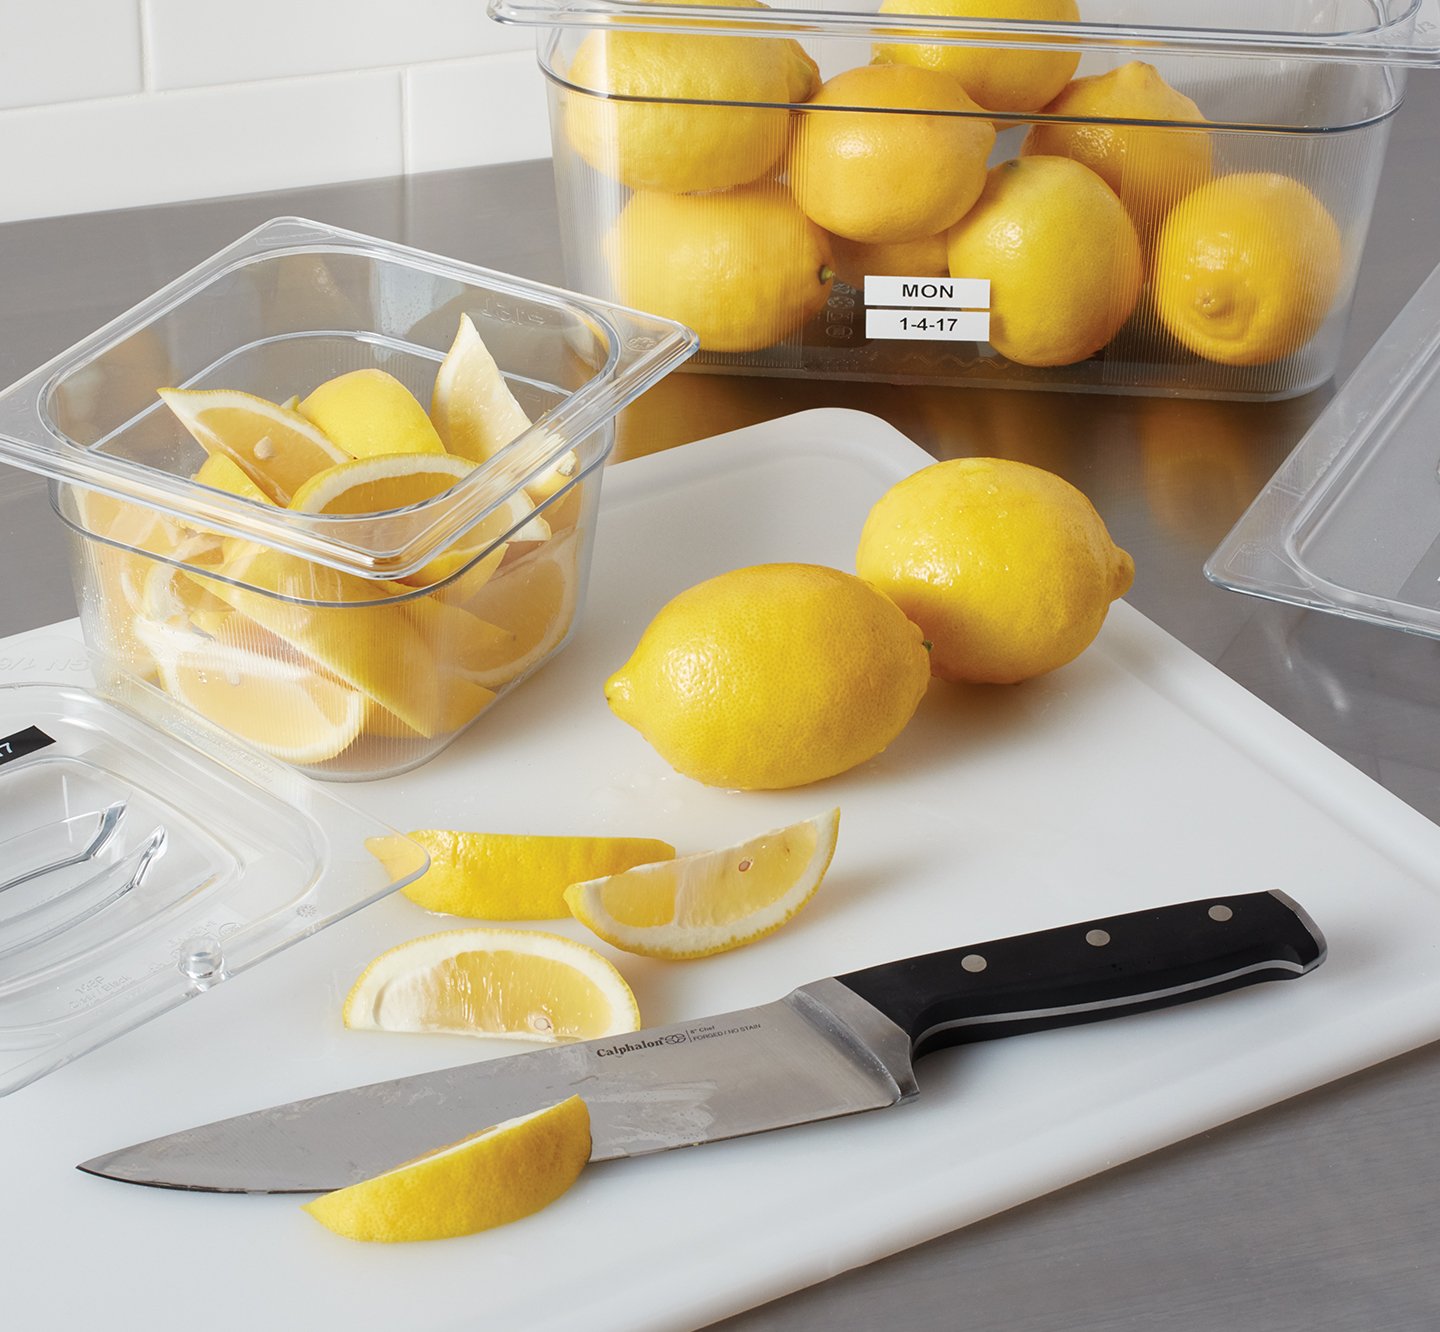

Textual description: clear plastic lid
[0,637,426,1095]
[0,217,695,583]
[1207,256,1440,637]
[489,0,1440,66]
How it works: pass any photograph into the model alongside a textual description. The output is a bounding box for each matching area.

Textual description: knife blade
[78,889,1324,1193]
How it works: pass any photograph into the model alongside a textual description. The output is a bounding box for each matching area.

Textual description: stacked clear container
[493,0,1437,399]
[0,219,695,781]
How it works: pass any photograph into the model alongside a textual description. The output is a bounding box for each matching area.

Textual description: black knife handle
[834,890,1325,1060]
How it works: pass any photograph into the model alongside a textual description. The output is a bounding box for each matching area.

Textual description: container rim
[540,39,1406,133]
[0,217,697,581]
[494,0,1440,66]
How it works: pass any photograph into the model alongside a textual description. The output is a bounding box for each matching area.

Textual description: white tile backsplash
[0,0,144,112]
[406,52,552,173]
[146,0,530,92]
[0,7,553,224]
[0,71,405,223]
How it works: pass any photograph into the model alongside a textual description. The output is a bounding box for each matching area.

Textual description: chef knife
[79,889,1324,1193]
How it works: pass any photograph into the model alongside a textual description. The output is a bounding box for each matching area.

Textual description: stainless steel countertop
[3,73,1440,1330]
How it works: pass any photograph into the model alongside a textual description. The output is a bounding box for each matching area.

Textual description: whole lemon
[946,156,1142,367]
[789,65,995,245]
[873,0,1081,116]
[829,230,950,292]
[855,459,1134,685]
[605,184,834,354]
[1020,61,1212,226]
[605,563,931,790]
[562,0,803,195]
[1153,172,1342,367]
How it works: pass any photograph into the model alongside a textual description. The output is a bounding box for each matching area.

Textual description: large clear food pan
[1206,254,1440,637]
[0,639,427,1096]
[492,0,1432,398]
[0,218,696,780]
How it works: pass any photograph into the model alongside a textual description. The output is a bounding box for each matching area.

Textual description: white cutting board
[6,408,1440,1332]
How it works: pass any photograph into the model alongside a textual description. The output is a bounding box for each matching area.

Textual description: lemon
[566,809,840,959]
[946,155,1143,367]
[1020,61,1212,227]
[302,1096,590,1243]
[193,451,273,504]
[874,0,1081,116]
[856,458,1134,684]
[430,313,579,506]
[73,491,191,681]
[186,548,488,739]
[288,451,548,592]
[440,529,580,690]
[298,368,445,458]
[158,621,366,765]
[606,184,834,355]
[563,0,802,194]
[1153,172,1343,368]
[343,927,642,1041]
[605,563,930,790]
[366,831,677,920]
[789,65,995,245]
[830,231,950,292]
[158,387,349,505]
[133,535,232,648]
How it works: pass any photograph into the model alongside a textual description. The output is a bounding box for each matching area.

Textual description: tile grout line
[137,0,154,93]
[399,68,412,175]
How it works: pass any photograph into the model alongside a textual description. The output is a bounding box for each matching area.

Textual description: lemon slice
[302,1096,591,1243]
[192,451,273,505]
[365,831,677,920]
[565,809,840,959]
[289,451,549,589]
[157,621,366,764]
[75,491,190,680]
[431,313,579,503]
[133,536,232,649]
[185,548,484,739]
[344,927,642,1041]
[299,368,446,458]
[159,387,349,505]
[441,529,579,689]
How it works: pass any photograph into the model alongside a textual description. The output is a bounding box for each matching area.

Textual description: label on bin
[0,725,55,767]
[864,277,989,310]
[862,276,990,342]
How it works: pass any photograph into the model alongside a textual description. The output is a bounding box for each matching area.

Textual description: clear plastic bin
[1207,253,1440,636]
[491,0,1439,399]
[0,218,695,780]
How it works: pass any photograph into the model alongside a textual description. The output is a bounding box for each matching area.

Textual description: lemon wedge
[192,451,273,505]
[298,368,446,458]
[431,313,580,505]
[565,809,840,959]
[302,1096,591,1243]
[366,831,677,919]
[440,529,579,689]
[158,387,349,505]
[157,621,366,764]
[288,451,549,590]
[184,547,484,739]
[343,927,642,1041]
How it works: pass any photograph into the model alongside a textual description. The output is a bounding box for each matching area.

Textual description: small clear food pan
[0,217,696,781]
[1207,255,1440,636]
[493,0,1437,398]
[0,640,427,1096]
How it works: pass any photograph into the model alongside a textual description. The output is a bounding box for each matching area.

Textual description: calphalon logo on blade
[596,1033,690,1057]
[595,1022,764,1057]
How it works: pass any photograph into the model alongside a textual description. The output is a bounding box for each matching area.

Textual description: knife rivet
[1085,929,1111,946]
[1209,905,1234,922]
[961,954,987,973]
